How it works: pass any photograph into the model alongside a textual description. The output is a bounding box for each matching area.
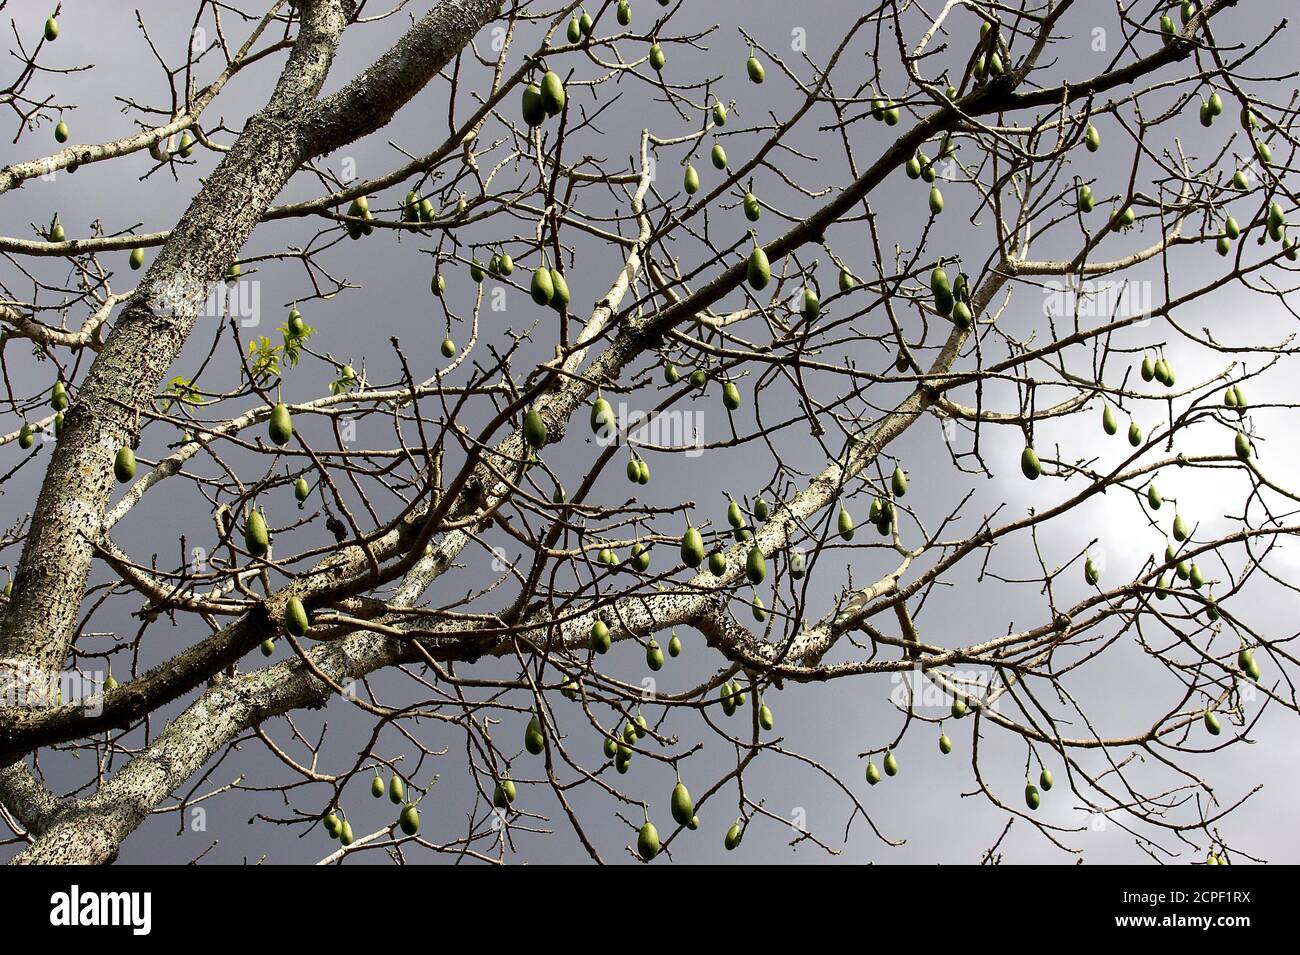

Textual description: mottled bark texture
[0,0,501,696]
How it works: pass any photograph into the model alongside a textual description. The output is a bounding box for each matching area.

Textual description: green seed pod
[724,822,743,850]
[1203,710,1221,736]
[530,266,555,306]
[759,703,774,731]
[525,716,545,755]
[684,164,700,194]
[671,782,694,827]
[646,639,664,671]
[712,101,727,125]
[1021,446,1041,480]
[1077,184,1094,213]
[1234,430,1252,460]
[952,697,968,719]
[1085,557,1100,586]
[743,192,761,221]
[493,777,516,808]
[591,618,612,653]
[865,760,880,785]
[930,265,953,316]
[285,596,310,637]
[1085,124,1101,152]
[892,466,908,497]
[952,300,973,328]
[801,287,820,320]
[339,820,355,846]
[649,42,665,71]
[1128,421,1143,447]
[398,804,420,836]
[681,524,705,567]
[928,186,944,215]
[618,1,632,26]
[294,477,310,502]
[523,409,548,449]
[1025,783,1041,810]
[591,396,615,434]
[269,402,293,446]
[114,445,136,483]
[745,244,770,290]
[1173,513,1188,541]
[838,505,855,541]
[540,70,566,115]
[745,545,766,585]
[1238,645,1260,681]
[883,750,898,777]
[1102,403,1118,435]
[389,774,405,804]
[521,83,546,126]
[939,733,953,755]
[668,632,682,657]
[711,143,728,170]
[1140,483,1159,513]
[723,381,742,410]
[45,16,59,41]
[746,55,765,83]
[245,508,269,557]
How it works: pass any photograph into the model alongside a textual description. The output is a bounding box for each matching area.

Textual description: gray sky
[3,0,1299,864]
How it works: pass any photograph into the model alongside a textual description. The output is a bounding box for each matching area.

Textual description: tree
[0,0,1293,864]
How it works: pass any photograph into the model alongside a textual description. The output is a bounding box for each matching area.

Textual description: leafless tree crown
[0,0,1295,864]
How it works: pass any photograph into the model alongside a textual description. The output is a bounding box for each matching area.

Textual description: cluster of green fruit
[344,195,374,239]
[1024,769,1053,810]
[972,21,1007,82]
[370,772,421,836]
[599,713,649,774]
[521,70,566,127]
[929,264,973,327]
[1158,1,1200,41]
[401,189,436,225]
[904,133,954,185]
